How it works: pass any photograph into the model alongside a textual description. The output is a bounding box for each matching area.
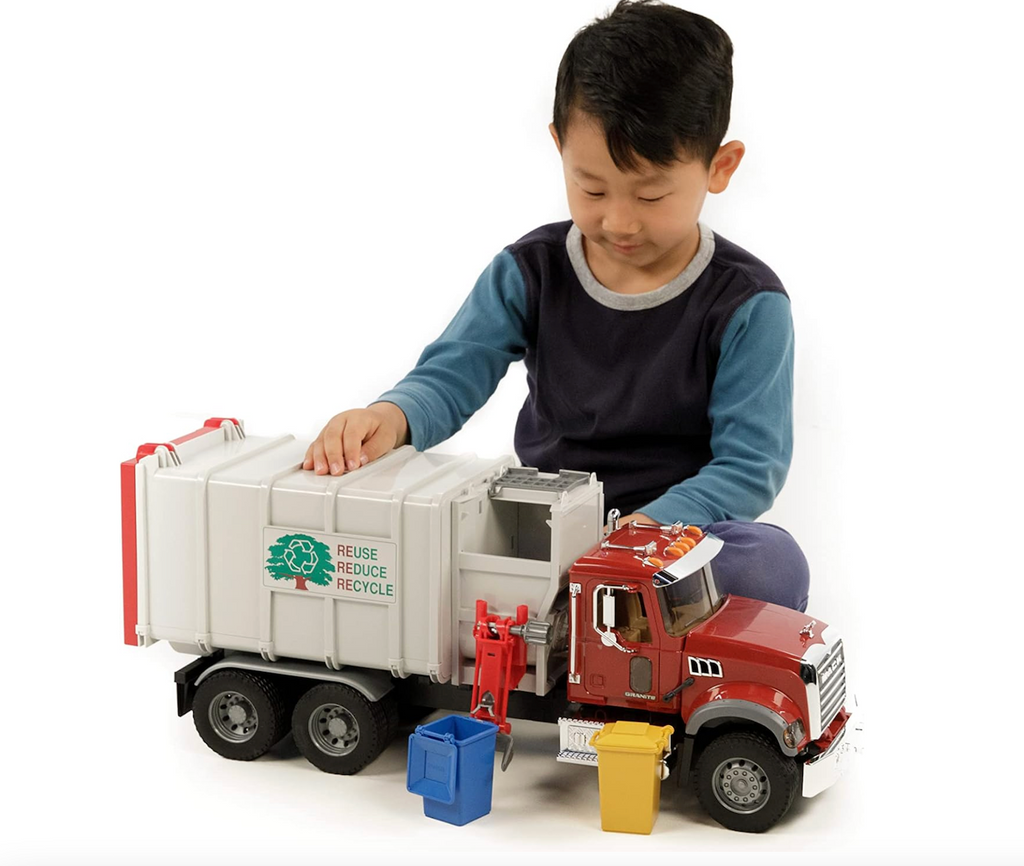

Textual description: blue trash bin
[407,714,498,826]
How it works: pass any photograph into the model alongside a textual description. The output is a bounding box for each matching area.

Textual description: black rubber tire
[192,670,289,761]
[694,730,800,833]
[291,683,390,775]
[381,691,400,746]
[397,703,434,725]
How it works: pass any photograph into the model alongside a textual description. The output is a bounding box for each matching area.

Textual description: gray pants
[701,522,810,613]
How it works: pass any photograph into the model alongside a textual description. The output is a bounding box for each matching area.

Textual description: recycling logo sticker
[263,527,396,603]
[282,538,319,575]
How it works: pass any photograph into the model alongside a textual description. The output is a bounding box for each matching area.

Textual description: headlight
[783,719,805,750]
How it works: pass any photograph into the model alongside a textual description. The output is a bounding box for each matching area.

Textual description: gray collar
[566,221,715,310]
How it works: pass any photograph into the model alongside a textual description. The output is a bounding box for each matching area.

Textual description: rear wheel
[192,670,289,761]
[291,683,392,774]
[381,691,400,745]
[694,731,799,833]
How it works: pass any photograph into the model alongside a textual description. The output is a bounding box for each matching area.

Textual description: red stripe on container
[171,428,211,446]
[170,417,239,447]
[202,416,240,429]
[121,458,139,646]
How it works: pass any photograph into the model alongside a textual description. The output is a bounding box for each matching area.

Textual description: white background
[1,1,1021,862]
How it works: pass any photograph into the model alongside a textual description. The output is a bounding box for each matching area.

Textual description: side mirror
[602,590,616,630]
[591,584,636,654]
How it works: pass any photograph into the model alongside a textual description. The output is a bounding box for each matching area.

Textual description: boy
[303,1,809,611]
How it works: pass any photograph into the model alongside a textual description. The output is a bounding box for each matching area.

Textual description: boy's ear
[708,140,745,194]
[549,122,562,155]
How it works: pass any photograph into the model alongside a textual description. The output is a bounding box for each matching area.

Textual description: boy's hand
[302,402,409,476]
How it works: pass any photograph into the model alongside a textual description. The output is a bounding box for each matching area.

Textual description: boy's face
[551,111,744,284]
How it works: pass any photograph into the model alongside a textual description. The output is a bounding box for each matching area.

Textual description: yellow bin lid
[590,721,674,753]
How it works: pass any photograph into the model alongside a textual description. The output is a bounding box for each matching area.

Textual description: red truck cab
[563,519,852,832]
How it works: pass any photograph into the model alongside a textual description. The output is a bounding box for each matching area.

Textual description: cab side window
[614,590,651,643]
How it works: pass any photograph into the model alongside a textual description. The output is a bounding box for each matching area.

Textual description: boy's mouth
[611,241,643,254]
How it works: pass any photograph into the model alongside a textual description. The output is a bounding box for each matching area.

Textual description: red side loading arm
[470,600,553,735]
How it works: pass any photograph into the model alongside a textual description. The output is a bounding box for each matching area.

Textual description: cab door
[581,581,661,707]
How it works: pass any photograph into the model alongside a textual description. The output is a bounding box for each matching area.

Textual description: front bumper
[801,704,861,797]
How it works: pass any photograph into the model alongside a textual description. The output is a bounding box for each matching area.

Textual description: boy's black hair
[553,0,733,170]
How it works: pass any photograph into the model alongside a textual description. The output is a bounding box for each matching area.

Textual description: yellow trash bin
[590,721,674,834]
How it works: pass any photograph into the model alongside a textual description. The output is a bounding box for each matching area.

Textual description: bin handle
[414,726,456,747]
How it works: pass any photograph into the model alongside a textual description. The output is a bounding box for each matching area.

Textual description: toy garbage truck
[122,417,855,833]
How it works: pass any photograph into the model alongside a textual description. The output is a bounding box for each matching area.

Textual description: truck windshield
[654,566,721,638]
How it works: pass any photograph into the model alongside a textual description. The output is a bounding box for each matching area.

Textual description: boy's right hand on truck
[302,402,410,476]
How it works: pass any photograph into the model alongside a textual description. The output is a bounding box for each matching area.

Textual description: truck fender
[684,683,804,757]
[193,652,395,703]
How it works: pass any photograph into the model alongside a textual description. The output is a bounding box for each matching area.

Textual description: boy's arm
[638,291,794,526]
[374,249,529,451]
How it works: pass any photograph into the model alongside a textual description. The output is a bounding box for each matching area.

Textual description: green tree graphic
[266,533,335,591]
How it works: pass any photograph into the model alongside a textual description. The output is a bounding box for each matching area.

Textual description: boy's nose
[601,203,641,237]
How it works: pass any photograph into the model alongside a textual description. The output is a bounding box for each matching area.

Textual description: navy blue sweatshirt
[377,220,793,524]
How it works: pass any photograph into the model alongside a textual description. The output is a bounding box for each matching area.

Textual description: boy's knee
[701,521,810,612]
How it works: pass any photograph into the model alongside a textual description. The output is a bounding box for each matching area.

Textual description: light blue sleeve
[374,249,529,451]
[639,291,794,525]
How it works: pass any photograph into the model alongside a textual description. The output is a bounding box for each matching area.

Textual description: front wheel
[694,731,799,833]
[291,683,393,774]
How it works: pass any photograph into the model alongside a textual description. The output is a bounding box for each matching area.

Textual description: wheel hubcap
[209,691,259,743]
[713,757,771,814]
[310,704,360,756]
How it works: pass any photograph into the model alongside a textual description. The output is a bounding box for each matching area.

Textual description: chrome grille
[816,639,846,731]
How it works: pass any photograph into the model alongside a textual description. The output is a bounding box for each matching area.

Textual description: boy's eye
[583,190,667,203]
